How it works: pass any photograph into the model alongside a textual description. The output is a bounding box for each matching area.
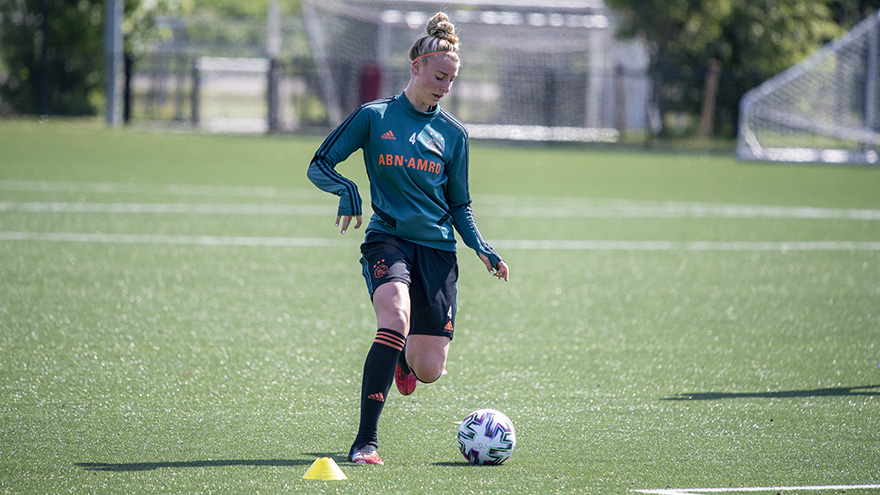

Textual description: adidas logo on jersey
[380,130,396,140]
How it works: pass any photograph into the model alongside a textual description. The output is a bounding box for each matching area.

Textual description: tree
[0,0,179,116]
[828,0,880,27]
[605,0,847,138]
[0,0,103,115]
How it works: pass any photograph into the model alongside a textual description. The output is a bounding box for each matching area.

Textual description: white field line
[0,232,354,248]
[2,232,879,251]
[3,180,880,220]
[0,180,312,199]
[1,200,880,220]
[0,202,329,216]
[2,181,878,250]
[493,240,880,251]
[490,203,880,220]
[635,483,880,495]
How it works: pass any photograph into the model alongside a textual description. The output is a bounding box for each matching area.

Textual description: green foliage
[606,0,847,138]
[0,0,305,116]
[180,0,301,18]
[0,0,104,115]
[125,0,183,57]
[829,0,880,26]
[0,0,179,116]
[721,1,841,75]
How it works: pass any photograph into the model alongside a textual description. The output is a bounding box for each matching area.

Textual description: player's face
[410,56,459,111]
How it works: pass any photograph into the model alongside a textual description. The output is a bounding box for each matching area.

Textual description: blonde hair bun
[426,13,458,45]
[409,12,460,61]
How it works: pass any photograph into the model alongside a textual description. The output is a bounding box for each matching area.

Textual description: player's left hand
[479,254,509,282]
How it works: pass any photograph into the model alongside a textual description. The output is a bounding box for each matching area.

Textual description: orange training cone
[303,457,347,480]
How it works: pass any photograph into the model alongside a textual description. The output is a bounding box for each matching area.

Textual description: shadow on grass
[432,461,484,467]
[662,384,880,401]
[76,452,348,472]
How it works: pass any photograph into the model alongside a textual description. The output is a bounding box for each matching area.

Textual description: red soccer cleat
[395,361,418,395]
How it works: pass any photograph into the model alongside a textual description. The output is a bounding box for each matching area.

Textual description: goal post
[737,12,880,165]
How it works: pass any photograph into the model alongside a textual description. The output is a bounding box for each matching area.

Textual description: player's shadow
[75,452,347,472]
[662,384,880,401]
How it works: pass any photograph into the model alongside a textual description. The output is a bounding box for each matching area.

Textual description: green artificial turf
[1,119,878,494]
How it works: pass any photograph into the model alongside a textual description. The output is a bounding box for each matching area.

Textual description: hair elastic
[413,50,456,62]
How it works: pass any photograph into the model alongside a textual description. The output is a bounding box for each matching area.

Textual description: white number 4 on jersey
[409,133,417,145]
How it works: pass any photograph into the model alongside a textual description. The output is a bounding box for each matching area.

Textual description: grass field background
[1,119,879,494]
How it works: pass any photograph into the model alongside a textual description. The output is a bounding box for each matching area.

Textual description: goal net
[191,57,271,133]
[301,0,630,142]
[738,12,880,165]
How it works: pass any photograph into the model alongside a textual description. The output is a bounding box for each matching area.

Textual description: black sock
[397,341,411,373]
[352,328,405,449]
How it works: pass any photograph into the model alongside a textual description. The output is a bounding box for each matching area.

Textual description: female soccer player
[307,12,509,466]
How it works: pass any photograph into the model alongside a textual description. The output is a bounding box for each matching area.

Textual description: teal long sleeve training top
[307,92,502,268]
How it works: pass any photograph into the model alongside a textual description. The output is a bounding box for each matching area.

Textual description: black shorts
[360,231,458,339]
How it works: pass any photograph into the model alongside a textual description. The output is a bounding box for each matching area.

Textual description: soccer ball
[457,408,516,465]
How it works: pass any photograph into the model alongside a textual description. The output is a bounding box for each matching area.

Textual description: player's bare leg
[404,334,449,384]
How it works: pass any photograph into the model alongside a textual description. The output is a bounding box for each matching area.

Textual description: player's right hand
[336,215,362,234]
